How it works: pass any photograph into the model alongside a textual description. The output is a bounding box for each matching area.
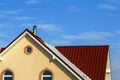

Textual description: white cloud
[115,30,120,34]
[37,24,61,32]
[79,32,114,40]
[0,9,23,15]
[62,32,114,40]
[51,39,71,46]
[25,0,43,4]
[67,6,81,12]
[13,16,35,20]
[16,23,61,33]
[0,34,8,38]
[98,4,117,10]
[0,23,12,28]
[50,31,114,46]
[15,23,33,28]
[0,10,29,22]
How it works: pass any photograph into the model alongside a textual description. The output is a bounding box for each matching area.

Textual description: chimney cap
[33,25,37,28]
[33,25,37,35]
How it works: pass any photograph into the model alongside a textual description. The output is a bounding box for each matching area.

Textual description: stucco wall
[0,34,78,80]
[105,51,112,80]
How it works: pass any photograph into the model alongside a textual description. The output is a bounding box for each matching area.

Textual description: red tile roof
[56,46,109,80]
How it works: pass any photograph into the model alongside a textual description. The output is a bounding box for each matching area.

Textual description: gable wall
[0,35,78,80]
[105,51,112,80]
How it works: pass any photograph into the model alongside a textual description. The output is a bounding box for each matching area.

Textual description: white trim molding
[106,69,111,74]
[0,55,3,61]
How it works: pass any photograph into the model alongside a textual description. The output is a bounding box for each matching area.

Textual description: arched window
[3,71,13,80]
[42,70,52,80]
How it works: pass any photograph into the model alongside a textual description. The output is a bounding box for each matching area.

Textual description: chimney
[33,26,37,35]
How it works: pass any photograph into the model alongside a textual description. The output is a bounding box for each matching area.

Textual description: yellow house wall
[0,35,78,80]
[105,51,112,80]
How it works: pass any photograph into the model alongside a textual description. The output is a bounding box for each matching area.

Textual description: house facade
[0,26,112,80]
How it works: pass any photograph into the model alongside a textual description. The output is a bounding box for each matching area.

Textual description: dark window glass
[27,47,32,53]
[43,71,52,75]
[42,70,52,80]
[5,71,12,75]
[43,77,52,80]
[4,77,12,80]
[4,71,13,80]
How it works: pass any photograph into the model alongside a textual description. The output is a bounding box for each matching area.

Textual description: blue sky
[0,0,120,79]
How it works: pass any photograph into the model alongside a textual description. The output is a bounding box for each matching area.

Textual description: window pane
[43,77,52,80]
[4,71,13,80]
[42,70,52,80]
[5,71,12,75]
[4,77,12,80]
[43,71,52,75]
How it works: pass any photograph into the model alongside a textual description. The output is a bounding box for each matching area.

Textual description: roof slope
[56,46,109,80]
